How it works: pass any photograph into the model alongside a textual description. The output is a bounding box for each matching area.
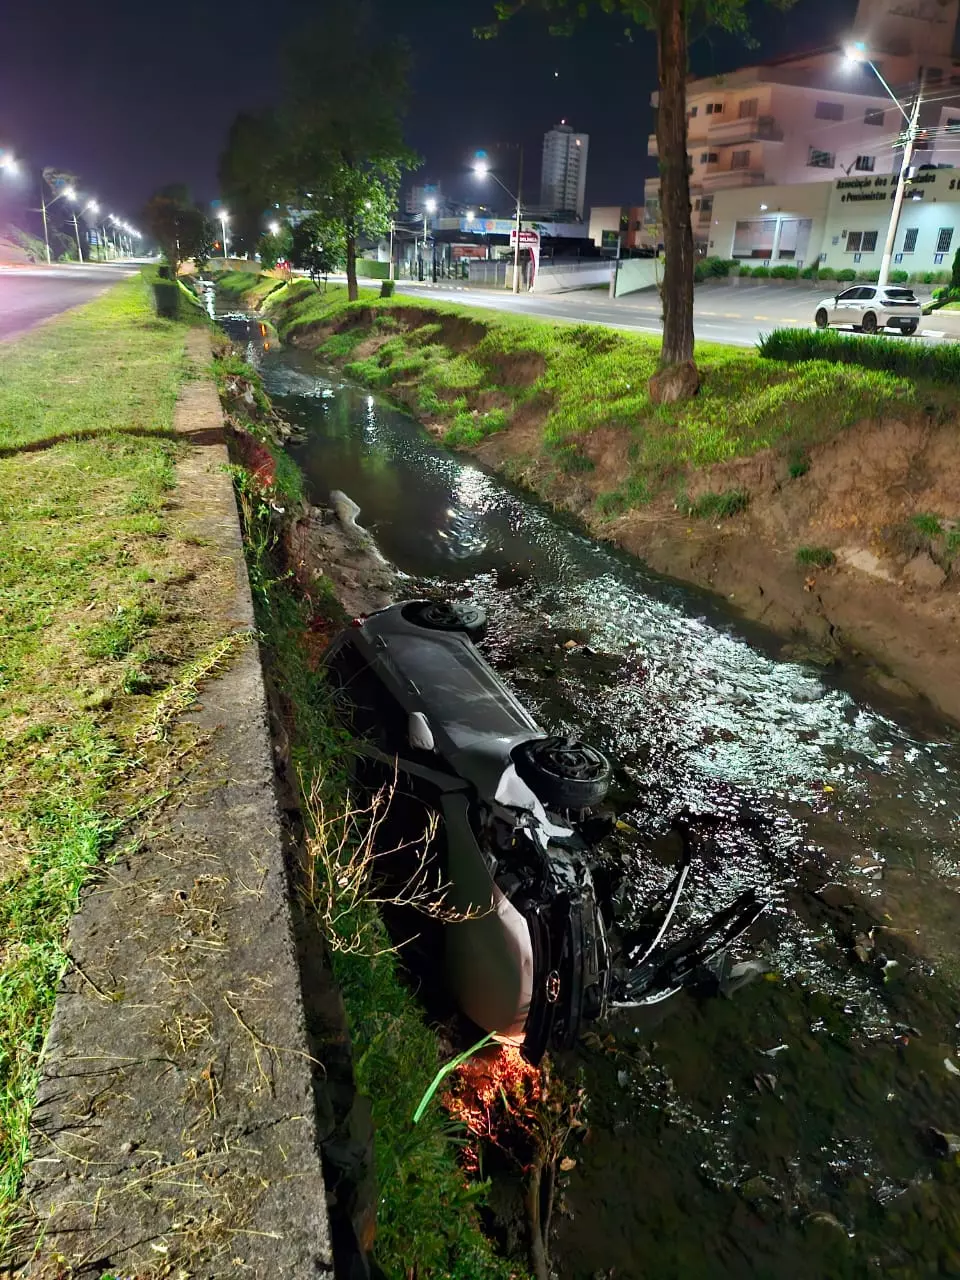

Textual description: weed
[912,513,943,538]
[796,545,837,568]
[759,328,960,384]
[82,603,159,660]
[445,408,508,448]
[788,449,810,479]
[684,488,750,520]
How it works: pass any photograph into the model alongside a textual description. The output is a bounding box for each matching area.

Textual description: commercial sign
[509,227,541,289]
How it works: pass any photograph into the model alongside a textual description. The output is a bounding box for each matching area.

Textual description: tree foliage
[218,113,281,258]
[289,212,346,288]
[142,185,210,276]
[257,223,294,270]
[219,1,416,301]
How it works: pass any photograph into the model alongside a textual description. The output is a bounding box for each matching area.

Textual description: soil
[476,412,960,725]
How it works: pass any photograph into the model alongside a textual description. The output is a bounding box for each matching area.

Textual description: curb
[17,330,335,1279]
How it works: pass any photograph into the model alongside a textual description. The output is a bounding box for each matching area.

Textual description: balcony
[701,167,767,191]
[707,115,784,145]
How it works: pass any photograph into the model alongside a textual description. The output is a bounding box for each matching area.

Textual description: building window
[815,100,844,121]
[705,101,723,114]
[846,231,878,252]
[854,154,875,172]
[730,149,751,169]
[808,147,835,168]
[700,196,713,215]
[738,97,759,118]
[689,105,698,117]
[903,228,919,252]
[864,108,885,126]
[937,227,954,253]
[699,151,718,164]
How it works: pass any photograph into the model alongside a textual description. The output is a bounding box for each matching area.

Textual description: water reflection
[220,307,960,1279]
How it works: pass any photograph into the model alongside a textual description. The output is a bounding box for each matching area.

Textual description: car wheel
[402,599,487,641]
[902,321,918,336]
[814,308,828,329]
[514,735,612,811]
[861,311,878,334]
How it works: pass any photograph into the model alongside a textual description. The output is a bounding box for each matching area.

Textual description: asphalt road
[359,278,937,348]
[0,264,139,341]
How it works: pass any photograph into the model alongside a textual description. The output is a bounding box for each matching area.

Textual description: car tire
[402,599,487,641]
[514,735,612,811]
[902,321,918,336]
[814,308,828,329]
[862,312,878,334]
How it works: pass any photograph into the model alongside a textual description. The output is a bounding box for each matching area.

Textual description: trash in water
[759,1044,789,1058]
[944,1057,960,1077]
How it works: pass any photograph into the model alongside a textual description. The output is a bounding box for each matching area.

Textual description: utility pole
[512,146,524,295]
[71,210,84,263]
[877,71,925,290]
[389,220,395,280]
[41,184,51,264]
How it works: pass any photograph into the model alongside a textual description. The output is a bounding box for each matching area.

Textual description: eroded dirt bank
[475,412,960,723]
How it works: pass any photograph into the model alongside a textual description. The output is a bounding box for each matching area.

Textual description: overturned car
[324,599,764,1063]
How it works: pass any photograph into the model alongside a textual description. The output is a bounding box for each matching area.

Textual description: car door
[856,287,878,326]
[831,286,864,325]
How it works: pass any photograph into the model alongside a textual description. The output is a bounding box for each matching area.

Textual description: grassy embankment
[217,359,521,1278]
[225,272,947,524]
[0,276,232,1251]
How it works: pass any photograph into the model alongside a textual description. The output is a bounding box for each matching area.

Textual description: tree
[142,185,209,276]
[193,217,216,272]
[257,223,294,270]
[486,0,788,401]
[289,213,345,290]
[275,2,416,301]
[951,243,960,292]
[219,113,281,258]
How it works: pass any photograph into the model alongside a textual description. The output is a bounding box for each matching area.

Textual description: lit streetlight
[472,152,525,294]
[219,209,230,260]
[268,220,281,236]
[422,197,437,280]
[844,41,923,289]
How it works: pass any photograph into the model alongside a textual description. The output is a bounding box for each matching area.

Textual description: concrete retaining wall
[613,258,660,297]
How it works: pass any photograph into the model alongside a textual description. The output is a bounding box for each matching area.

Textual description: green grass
[911,513,943,538]
[231,470,521,1280]
[683,488,750,520]
[208,268,284,307]
[233,274,928,520]
[758,327,960,383]
[0,274,227,1249]
[796,545,837,568]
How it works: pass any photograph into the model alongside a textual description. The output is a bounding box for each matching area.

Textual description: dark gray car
[325,600,763,1062]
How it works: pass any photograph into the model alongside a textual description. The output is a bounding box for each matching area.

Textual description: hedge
[758,327,960,383]
[355,259,390,279]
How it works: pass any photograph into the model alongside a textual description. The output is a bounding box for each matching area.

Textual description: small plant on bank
[683,488,749,520]
[911,513,943,538]
[796,545,836,568]
[444,408,508,447]
[787,448,810,479]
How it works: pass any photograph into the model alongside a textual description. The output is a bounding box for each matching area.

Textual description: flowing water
[221,303,960,1279]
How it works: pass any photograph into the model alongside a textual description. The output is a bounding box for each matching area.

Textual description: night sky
[0,0,861,236]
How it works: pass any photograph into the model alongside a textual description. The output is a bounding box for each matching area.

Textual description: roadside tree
[142,186,209,277]
[289,213,345,290]
[485,0,791,401]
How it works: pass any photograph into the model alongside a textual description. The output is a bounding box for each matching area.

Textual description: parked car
[814,284,922,335]
[324,599,764,1062]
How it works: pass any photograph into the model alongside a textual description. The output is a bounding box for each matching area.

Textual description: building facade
[541,123,590,219]
[588,205,647,250]
[708,167,960,274]
[645,0,960,247]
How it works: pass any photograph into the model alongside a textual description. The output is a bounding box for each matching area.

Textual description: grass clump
[444,408,508,447]
[758,328,960,384]
[911,513,943,538]
[0,275,227,1248]
[684,488,750,520]
[796,545,837,568]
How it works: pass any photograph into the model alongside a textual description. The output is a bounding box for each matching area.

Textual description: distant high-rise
[540,123,589,219]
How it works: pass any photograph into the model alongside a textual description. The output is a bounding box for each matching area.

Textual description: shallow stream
[221,303,960,1279]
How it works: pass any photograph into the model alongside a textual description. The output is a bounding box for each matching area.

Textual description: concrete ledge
[16,331,334,1278]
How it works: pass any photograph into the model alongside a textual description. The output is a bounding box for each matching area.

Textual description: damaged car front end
[325,600,765,1063]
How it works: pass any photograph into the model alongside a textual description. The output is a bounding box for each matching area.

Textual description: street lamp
[219,210,230,260]
[844,41,924,288]
[38,182,78,265]
[268,220,281,236]
[472,153,524,294]
[422,197,437,281]
[67,191,99,264]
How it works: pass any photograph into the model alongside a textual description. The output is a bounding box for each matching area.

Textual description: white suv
[814,284,922,336]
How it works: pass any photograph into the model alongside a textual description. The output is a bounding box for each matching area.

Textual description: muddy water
[221,306,960,1279]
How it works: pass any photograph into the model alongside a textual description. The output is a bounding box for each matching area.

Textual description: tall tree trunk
[346,223,358,302]
[656,0,695,372]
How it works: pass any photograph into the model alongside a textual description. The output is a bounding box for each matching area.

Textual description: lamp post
[389,219,396,280]
[69,196,98,264]
[37,182,77,265]
[422,197,437,282]
[845,43,925,289]
[472,154,524,294]
[220,210,230,260]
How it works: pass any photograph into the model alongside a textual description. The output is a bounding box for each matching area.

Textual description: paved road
[0,264,139,341]
[392,279,944,348]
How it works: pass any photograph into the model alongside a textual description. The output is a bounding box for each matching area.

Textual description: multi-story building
[588,205,648,251]
[541,123,589,219]
[645,0,960,247]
